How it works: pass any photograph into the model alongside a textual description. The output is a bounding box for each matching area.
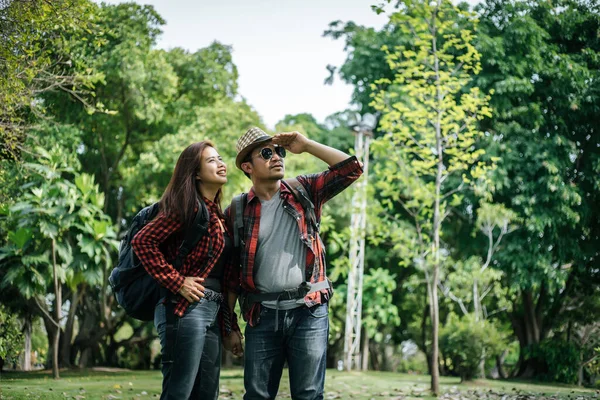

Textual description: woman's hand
[178,277,205,303]
[223,330,244,357]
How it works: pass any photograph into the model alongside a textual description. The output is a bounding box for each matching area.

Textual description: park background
[0,0,599,398]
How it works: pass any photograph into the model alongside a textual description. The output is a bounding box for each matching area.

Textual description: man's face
[242,143,286,181]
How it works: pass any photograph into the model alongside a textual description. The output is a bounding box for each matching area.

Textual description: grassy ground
[0,368,597,400]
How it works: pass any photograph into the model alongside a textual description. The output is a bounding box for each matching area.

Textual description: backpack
[109,201,209,321]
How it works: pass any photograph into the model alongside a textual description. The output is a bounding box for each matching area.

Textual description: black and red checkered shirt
[132,198,239,317]
[226,156,363,326]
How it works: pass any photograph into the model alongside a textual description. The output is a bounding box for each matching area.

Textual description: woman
[132,141,242,400]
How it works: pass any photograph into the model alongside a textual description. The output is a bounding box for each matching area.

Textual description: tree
[0,0,103,161]
[324,18,408,115]
[474,0,600,377]
[370,0,494,393]
[439,203,517,377]
[0,146,117,378]
[44,2,177,222]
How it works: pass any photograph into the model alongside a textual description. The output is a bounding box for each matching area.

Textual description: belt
[202,288,224,303]
[247,280,330,331]
[167,288,223,304]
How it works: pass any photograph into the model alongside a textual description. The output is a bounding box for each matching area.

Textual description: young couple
[132,127,363,400]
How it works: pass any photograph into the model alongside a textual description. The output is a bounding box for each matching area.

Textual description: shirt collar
[247,180,291,203]
[202,197,220,214]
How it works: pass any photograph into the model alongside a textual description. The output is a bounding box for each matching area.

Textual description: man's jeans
[244,303,329,400]
[155,297,221,400]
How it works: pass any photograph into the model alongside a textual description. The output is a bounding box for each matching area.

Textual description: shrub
[440,313,506,381]
[525,339,580,384]
[0,305,23,370]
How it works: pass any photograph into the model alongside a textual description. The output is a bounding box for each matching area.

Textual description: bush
[0,305,23,370]
[525,339,580,384]
[440,313,506,381]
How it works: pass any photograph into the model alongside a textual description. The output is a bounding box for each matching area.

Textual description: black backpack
[109,201,209,321]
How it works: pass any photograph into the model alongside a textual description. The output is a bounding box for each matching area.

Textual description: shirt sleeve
[296,155,364,211]
[131,212,185,294]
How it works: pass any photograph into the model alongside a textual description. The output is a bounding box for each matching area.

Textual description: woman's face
[197,146,227,187]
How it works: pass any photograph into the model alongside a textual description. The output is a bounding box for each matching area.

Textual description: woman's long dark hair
[159,141,223,225]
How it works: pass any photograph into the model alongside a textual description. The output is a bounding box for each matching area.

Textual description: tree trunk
[512,288,550,378]
[60,288,81,367]
[52,239,61,379]
[369,340,381,371]
[495,350,508,379]
[430,0,443,394]
[361,328,369,371]
[22,318,32,371]
[428,278,440,395]
[479,350,486,379]
[421,304,431,375]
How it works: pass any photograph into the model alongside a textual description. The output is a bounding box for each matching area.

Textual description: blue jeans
[155,297,221,400]
[244,303,329,400]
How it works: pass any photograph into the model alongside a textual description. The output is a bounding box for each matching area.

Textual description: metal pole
[343,123,372,371]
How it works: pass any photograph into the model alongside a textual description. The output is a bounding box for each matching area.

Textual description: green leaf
[8,228,33,249]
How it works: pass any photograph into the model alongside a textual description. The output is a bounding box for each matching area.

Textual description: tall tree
[371,0,493,393]
[45,3,177,222]
[474,0,600,377]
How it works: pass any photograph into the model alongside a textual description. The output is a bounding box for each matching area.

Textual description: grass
[0,368,597,399]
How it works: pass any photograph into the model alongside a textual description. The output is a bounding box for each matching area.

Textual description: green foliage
[369,0,495,279]
[324,19,407,115]
[0,304,24,366]
[525,339,580,384]
[396,350,429,375]
[0,0,104,160]
[328,266,400,353]
[0,145,117,296]
[440,313,506,381]
[163,43,239,126]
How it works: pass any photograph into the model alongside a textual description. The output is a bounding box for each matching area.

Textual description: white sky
[98,0,480,129]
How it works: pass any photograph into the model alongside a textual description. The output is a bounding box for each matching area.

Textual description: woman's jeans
[155,295,221,400]
[244,303,329,400]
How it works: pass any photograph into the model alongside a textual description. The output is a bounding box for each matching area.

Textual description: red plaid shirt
[226,156,363,325]
[131,198,239,317]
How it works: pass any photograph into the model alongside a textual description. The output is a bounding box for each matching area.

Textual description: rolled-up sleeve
[296,155,364,210]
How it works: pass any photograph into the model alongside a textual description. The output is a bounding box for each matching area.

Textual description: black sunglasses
[255,146,286,161]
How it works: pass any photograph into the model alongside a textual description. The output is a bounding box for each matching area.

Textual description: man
[225,127,363,400]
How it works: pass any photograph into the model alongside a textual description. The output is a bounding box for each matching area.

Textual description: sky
[99,0,480,129]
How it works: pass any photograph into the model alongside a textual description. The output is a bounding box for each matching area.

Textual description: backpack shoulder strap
[173,200,209,269]
[282,178,319,232]
[231,193,247,248]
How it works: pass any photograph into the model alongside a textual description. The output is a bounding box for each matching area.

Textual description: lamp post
[343,113,376,371]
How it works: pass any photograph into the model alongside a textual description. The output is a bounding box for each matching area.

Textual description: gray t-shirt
[254,190,306,310]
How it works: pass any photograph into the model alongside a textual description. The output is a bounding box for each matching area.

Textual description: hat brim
[235,136,273,170]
